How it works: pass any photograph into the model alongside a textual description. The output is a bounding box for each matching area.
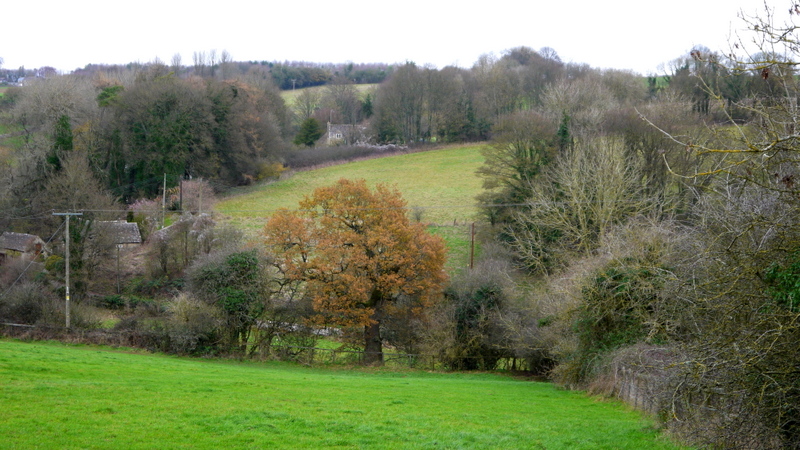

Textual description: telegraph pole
[470,222,475,270]
[162,173,167,228]
[53,212,82,329]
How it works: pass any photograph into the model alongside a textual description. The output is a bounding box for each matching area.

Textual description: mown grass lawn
[0,340,683,449]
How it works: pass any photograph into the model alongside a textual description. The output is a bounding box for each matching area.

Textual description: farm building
[0,232,47,265]
[95,221,142,247]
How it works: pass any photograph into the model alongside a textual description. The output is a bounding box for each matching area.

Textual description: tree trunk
[363,320,383,365]
[363,296,384,365]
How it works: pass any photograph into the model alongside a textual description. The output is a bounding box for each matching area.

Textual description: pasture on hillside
[216,144,486,272]
[281,84,377,104]
[0,340,683,449]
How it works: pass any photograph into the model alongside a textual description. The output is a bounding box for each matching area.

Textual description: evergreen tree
[293,117,323,147]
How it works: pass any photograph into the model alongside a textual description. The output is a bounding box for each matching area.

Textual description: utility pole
[470,222,475,270]
[162,173,167,228]
[116,244,122,294]
[53,212,82,329]
[179,178,183,213]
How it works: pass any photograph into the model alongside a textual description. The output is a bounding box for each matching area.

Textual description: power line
[0,198,658,222]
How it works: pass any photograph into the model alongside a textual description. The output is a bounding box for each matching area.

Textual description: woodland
[2,4,800,449]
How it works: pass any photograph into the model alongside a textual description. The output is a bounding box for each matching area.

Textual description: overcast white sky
[0,0,785,76]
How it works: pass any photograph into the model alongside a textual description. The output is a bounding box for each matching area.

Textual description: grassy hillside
[0,340,682,449]
[281,83,377,104]
[216,144,485,271]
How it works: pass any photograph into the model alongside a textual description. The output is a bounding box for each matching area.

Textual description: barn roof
[96,221,142,245]
[0,232,44,252]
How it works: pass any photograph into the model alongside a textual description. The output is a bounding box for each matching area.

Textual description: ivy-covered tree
[48,114,73,171]
[188,249,269,354]
[475,110,557,226]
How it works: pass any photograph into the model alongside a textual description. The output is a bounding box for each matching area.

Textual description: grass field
[216,144,485,272]
[0,340,683,449]
[281,84,377,105]
[217,144,484,228]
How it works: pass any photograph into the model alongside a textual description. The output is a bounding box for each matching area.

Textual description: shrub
[98,294,126,310]
[164,293,223,355]
[0,281,101,329]
[434,248,516,371]
[570,260,669,380]
[186,249,270,354]
[0,282,51,324]
[540,219,681,387]
[257,162,286,181]
[1,259,44,288]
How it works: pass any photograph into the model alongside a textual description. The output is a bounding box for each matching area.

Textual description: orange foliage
[263,179,448,349]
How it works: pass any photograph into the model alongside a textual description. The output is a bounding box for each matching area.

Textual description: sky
[0,0,785,76]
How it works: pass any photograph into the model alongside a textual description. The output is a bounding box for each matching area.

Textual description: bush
[432,248,517,371]
[186,249,270,354]
[163,293,223,355]
[569,259,670,382]
[257,162,286,181]
[539,219,681,387]
[1,259,45,288]
[0,282,51,324]
[0,281,100,329]
[110,294,223,356]
[98,295,126,310]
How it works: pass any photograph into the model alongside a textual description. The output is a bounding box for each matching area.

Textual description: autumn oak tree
[262,179,447,364]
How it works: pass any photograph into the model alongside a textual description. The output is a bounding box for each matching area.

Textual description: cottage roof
[0,232,44,252]
[97,221,142,245]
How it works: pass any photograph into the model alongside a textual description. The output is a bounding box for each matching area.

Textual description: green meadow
[217,144,484,228]
[0,340,682,449]
[281,84,377,104]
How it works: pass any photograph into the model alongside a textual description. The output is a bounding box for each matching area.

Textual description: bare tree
[192,51,206,76]
[540,75,615,138]
[171,53,182,75]
[11,74,98,138]
[637,5,800,447]
[324,79,361,125]
[509,136,657,273]
[293,88,322,121]
[208,49,218,78]
[219,49,232,80]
